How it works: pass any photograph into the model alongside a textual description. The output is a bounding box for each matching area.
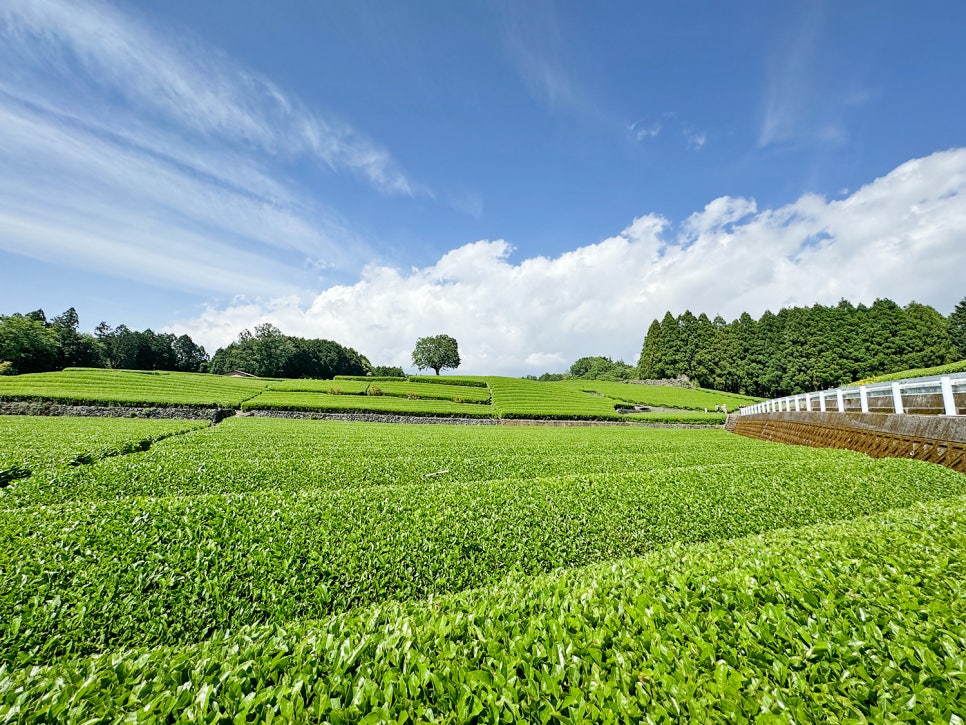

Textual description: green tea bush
[4,496,966,722]
[0,369,267,407]
[2,445,963,664]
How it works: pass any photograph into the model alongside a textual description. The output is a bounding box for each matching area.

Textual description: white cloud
[629,120,662,141]
[0,0,435,297]
[0,0,419,196]
[757,7,872,149]
[630,116,706,151]
[684,128,707,150]
[0,97,348,294]
[499,0,591,116]
[169,149,966,375]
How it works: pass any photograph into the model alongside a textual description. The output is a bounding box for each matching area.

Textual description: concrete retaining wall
[734,411,966,474]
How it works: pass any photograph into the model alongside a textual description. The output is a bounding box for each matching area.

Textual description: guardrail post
[836,389,845,412]
[805,393,812,411]
[794,396,800,412]
[891,381,904,414]
[941,376,958,416]
[819,391,826,412]
[859,386,869,413]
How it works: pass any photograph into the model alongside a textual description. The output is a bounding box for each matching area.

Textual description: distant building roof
[226,370,257,378]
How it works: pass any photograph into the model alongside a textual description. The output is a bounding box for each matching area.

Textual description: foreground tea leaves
[2,496,965,722]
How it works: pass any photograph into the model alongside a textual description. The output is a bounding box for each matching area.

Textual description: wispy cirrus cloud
[499,0,591,115]
[628,119,662,141]
[629,115,707,151]
[0,0,426,296]
[757,6,872,149]
[172,149,966,373]
[684,127,707,151]
[0,97,332,295]
[0,0,419,195]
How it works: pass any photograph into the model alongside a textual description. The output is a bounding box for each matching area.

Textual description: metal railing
[740,373,966,417]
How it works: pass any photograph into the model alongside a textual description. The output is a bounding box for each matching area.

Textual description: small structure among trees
[411,334,461,375]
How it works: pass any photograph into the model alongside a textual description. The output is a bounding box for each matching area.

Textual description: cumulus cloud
[169,149,966,375]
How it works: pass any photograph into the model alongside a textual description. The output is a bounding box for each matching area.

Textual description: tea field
[0,368,756,422]
[1,414,966,721]
[0,416,207,485]
[0,367,268,407]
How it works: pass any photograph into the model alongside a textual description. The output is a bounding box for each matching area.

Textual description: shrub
[367,385,383,396]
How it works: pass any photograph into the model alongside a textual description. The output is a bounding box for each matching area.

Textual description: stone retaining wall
[249,410,499,425]
[0,401,231,423]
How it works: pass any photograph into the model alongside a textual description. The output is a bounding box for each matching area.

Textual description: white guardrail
[740,373,966,417]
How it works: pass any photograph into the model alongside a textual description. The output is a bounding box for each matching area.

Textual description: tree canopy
[208,324,372,379]
[411,334,461,375]
[0,307,208,375]
[950,296,966,360]
[637,298,960,398]
[568,356,635,381]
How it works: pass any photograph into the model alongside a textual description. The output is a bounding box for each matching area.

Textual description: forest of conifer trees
[637,298,966,398]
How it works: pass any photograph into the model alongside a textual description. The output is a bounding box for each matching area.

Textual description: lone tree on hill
[411,334,461,375]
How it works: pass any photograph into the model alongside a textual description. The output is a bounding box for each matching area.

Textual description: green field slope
[564,378,759,410]
[265,378,370,394]
[1,418,822,505]
[2,419,965,669]
[0,416,207,484]
[855,359,966,384]
[3,414,966,721]
[487,377,750,420]
[0,368,268,407]
[0,368,756,421]
[407,374,489,387]
[365,379,491,402]
[3,494,965,722]
[487,376,630,419]
[241,391,494,416]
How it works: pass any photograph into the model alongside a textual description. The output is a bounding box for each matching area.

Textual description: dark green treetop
[411,334,460,375]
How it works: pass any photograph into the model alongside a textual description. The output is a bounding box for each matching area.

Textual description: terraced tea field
[0,367,268,407]
[0,368,755,422]
[0,416,207,485]
[2,413,965,721]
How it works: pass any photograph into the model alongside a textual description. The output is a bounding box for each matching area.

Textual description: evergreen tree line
[638,297,966,398]
[0,308,207,375]
[207,323,372,378]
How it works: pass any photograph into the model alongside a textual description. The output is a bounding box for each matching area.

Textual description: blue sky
[2,0,965,374]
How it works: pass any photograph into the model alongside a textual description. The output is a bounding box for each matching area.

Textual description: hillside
[0,368,760,423]
[1,415,964,721]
